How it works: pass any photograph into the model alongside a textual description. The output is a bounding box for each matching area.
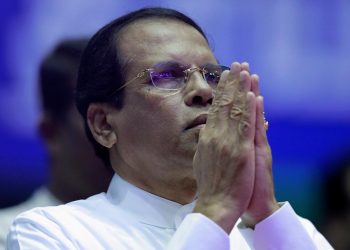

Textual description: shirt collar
[106,174,196,229]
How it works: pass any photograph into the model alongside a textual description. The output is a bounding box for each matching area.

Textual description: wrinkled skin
[193,62,278,232]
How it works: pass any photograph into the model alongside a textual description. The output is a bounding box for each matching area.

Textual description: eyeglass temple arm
[108,70,148,97]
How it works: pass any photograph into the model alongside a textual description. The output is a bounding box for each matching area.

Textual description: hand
[193,62,256,233]
[241,68,279,228]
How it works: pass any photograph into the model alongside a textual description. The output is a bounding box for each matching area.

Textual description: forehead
[117,18,216,72]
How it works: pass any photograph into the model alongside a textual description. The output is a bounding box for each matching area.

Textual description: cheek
[140,92,181,138]
[145,90,179,114]
[119,91,183,150]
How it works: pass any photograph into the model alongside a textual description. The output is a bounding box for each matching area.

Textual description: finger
[237,91,256,141]
[251,74,260,96]
[229,70,255,137]
[240,70,251,93]
[207,62,241,126]
[241,62,251,94]
[207,70,229,126]
[255,96,268,147]
[229,70,251,121]
[241,62,250,73]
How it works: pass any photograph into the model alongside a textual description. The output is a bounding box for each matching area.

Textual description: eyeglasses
[110,62,230,95]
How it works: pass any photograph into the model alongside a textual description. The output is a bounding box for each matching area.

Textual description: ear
[38,112,58,140]
[37,112,63,154]
[87,103,117,148]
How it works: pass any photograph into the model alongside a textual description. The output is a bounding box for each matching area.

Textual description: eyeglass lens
[149,63,229,90]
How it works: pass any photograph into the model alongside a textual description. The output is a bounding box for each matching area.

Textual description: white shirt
[6,175,333,249]
[0,187,60,250]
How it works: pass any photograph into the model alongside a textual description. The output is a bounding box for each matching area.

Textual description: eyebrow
[151,60,185,69]
[150,58,222,69]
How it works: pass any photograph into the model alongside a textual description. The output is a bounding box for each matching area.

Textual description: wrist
[193,198,242,234]
[241,202,280,228]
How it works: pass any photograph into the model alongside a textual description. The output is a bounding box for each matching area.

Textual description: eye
[150,66,185,89]
[152,70,178,81]
[148,61,189,89]
[204,68,221,84]
[203,65,229,85]
[205,71,221,84]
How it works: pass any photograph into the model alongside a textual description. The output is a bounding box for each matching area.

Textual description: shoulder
[14,192,109,225]
[7,193,142,249]
[0,188,59,246]
[6,193,111,249]
[0,205,28,247]
[0,187,60,229]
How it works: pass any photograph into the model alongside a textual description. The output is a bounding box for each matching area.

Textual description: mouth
[185,114,208,130]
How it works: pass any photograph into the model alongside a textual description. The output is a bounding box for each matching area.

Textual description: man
[7,8,333,249]
[0,39,112,248]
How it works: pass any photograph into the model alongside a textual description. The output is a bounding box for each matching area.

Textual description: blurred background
[0,0,349,235]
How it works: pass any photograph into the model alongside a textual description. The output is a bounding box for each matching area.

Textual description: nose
[183,71,213,107]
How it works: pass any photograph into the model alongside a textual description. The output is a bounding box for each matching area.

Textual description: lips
[185,114,208,130]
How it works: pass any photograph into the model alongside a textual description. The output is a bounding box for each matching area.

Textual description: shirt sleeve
[6,213,76,250]
[252,202,334,250]
[166,213,230,250]
[167,202,334,250]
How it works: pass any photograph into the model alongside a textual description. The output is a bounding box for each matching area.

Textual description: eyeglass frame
[109,64,230,97]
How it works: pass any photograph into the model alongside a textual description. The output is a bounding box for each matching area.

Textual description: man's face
[110,19,218,185]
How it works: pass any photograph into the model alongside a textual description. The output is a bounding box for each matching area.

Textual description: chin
[180,143,197,161]
[172,130,200,166]
[180,175,198,194]
[182,129,200,148]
